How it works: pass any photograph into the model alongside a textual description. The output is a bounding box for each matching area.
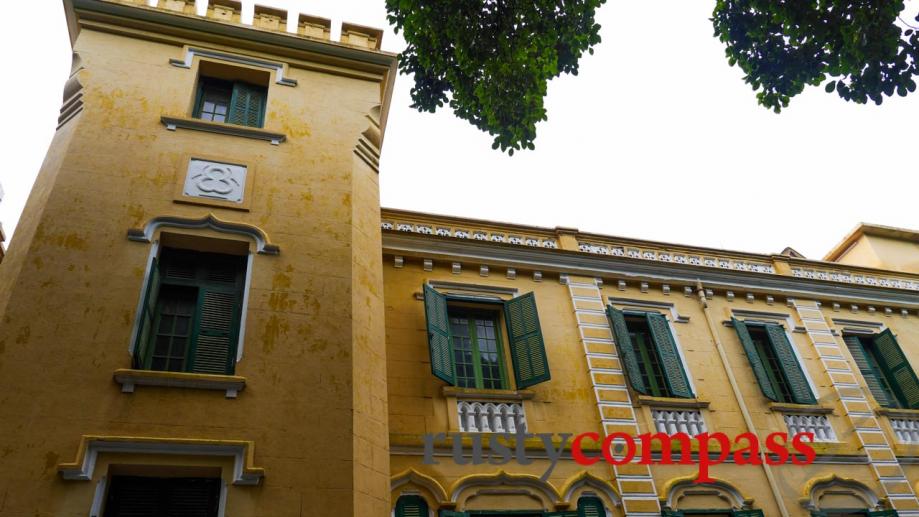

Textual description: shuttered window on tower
[845,330,919,409]
[732,319,816,405]
[194,77,267,128]
[606,307,694,399]
[422,285,551,390]
[395,495,429,517]
[134,248,246,375]
[103,476,221,517]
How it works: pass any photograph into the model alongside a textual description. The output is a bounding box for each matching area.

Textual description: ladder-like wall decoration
[793,299,919,515]
[567,277,661,516]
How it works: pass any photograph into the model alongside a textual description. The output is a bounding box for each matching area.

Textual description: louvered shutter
[732,510,765,517]
[732,318,779,402]
[228,82,266,127]
[765,324,816,404]
[133,257,160,369]
[608,306,648,395]
[191,288,238,374]
[504,292,551,389]
[660,511,685,517]
[164,477,221,516]
[875,329,919,409]
[190,259,243,375]
[545,512,578,517]
[577,496,605,517]
[646,312,694,398]
[844,335,894,407]
[395,495,428,517]
[423,284,455,384]
[867,510,900,516]
[439,511,469,517]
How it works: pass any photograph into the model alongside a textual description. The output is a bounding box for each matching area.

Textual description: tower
[0,0,396,515]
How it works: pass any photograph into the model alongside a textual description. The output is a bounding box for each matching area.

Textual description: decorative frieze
[381,220,558,249]
[792,267,919,292]
[578,242,775,274]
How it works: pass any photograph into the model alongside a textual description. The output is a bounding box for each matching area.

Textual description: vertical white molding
[236,252,255,362]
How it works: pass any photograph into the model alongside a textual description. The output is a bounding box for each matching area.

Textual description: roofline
[823,223,919,262]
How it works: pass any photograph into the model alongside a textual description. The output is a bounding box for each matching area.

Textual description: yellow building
[2,1,919,516]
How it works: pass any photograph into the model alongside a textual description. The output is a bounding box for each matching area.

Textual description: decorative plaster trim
[113,368,246,398]
[58,436,264,486]
[383,233,919,308]
[428,280,518,297]
[391,468,450,507]
[606,296,689,323]
[127,213,279,255]
[169,46,297,86]
[448,470,561,505]
[558,471,621,507]
[161,116,286,145]
[662,474,752,510]
[798,474,882,511]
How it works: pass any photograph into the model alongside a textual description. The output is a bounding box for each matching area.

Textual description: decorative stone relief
[183,159,247,204]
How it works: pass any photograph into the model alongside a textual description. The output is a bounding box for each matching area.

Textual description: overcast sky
[2,0,918,259]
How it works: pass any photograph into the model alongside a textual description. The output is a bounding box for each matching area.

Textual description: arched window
[395,495,429,517]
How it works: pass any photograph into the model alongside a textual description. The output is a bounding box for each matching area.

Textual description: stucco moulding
[127,213,279,255]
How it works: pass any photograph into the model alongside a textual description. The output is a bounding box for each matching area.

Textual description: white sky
[2,0,918,259]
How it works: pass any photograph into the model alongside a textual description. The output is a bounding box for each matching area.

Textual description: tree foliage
[385,0,605,155]
[713,0,919,112]
[387,1,919,154]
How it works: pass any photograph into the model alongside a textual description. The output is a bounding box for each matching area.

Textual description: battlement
[102,0,384,50]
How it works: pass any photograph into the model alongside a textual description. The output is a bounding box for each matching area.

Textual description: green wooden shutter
[732,318,779,402]
[546,512,578,517]
[190,287,240,375]
[577,496,605,517]
[844,335,894,407]
[607,306,648,395]
[132,257,160,369]
[732,510,766,517]
[395,495,428,517]
[228,82,266,127]
[661,511,685,517]
[504,292,551,388]
[867,511,900,516]
[875,329,919,409]
[764,324,816,404]
[646,312,694,398]
[423,284,455,385]
[439,511,468,517]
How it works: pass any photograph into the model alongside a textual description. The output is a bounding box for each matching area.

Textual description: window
[395,495,428,517]
[423,285,551,390]
[607,307,694,399]
[194,77,267,128]
[450,309,507,389]
[732,318,816,405]
[103,476,221,517]
[134,247,246,375]
[845,330,919,409]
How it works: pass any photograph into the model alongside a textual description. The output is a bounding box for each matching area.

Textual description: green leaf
[825,80,836,93]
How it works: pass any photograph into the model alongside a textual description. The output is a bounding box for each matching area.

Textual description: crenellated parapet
[99,0,385,50]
